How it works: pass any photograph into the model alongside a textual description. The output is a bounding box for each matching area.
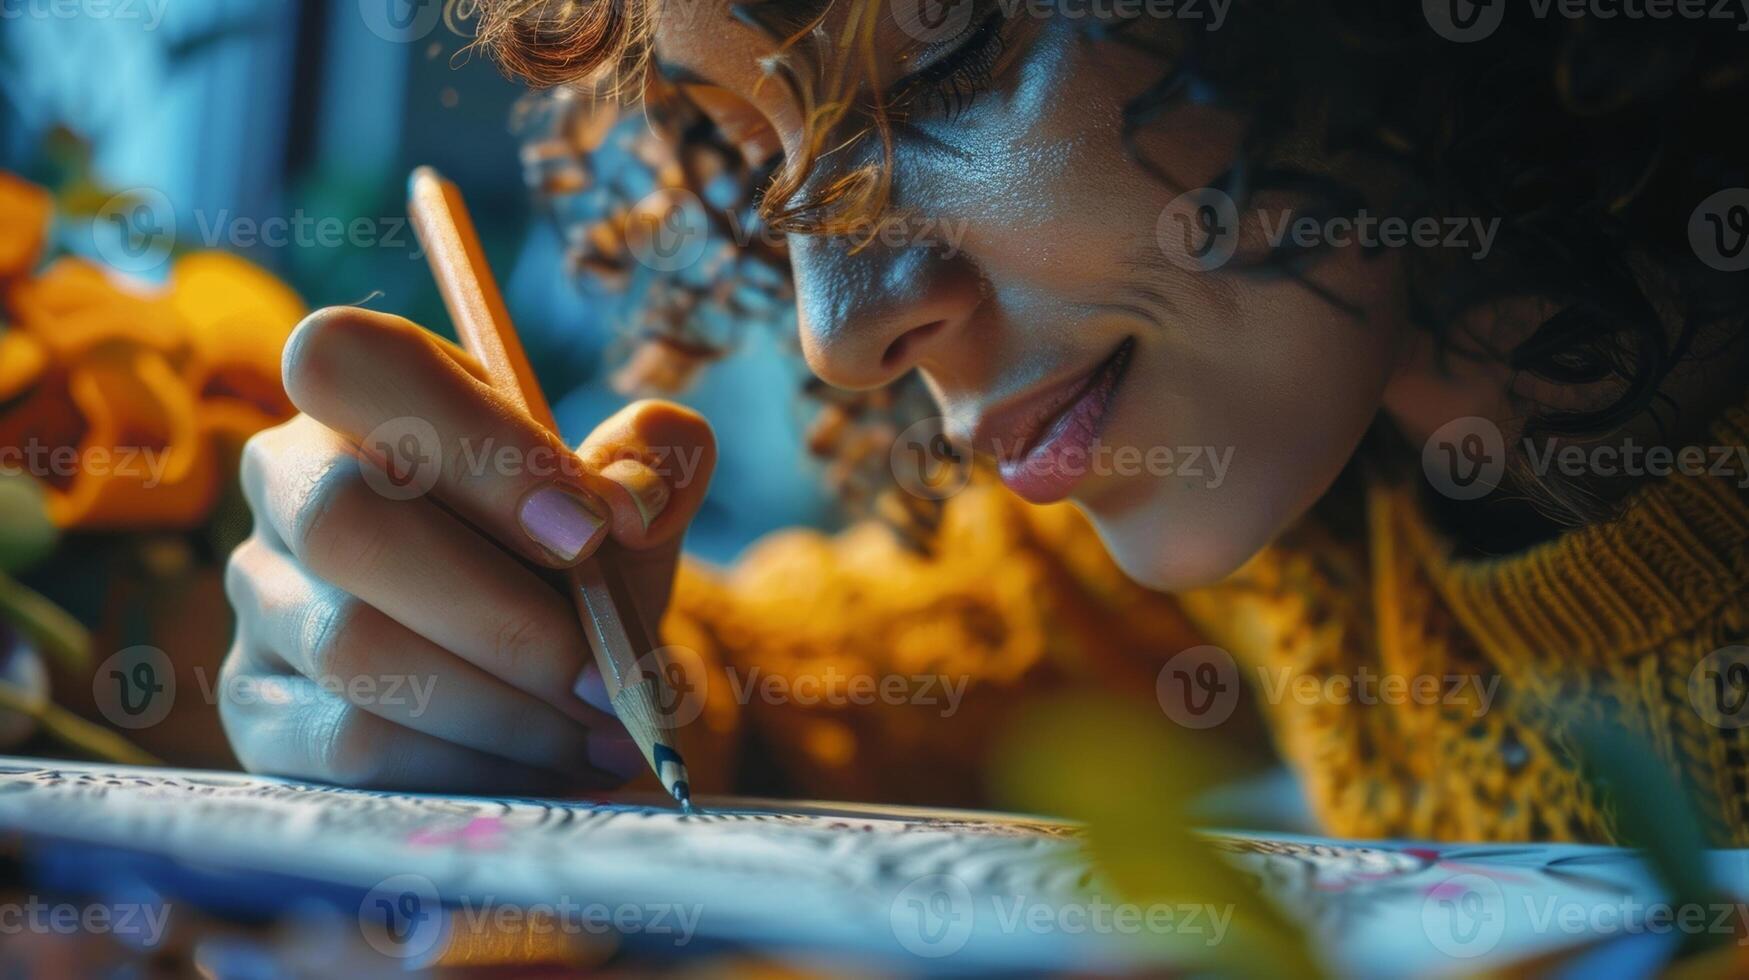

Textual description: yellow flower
[0,173,52,284]
[1,172,303,530]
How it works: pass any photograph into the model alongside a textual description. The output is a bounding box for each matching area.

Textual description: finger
[240,417,613,727]
[281,306,616,569]
[573,399,717,552]
[218,658,576,794]
[225,536,645,782]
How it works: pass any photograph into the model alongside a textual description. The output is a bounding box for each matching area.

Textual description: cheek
[871,27,1404,585]
[1178,287,1399,471]
[1088,254,1404,590]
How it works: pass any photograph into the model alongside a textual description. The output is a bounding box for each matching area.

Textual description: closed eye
[890,8,1012,120]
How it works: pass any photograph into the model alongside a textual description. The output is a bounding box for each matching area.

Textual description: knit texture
[664,397,1749,843]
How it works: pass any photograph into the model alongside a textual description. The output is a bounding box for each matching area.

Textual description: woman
[220,1,1749,843]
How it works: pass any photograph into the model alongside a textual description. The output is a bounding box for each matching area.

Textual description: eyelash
[897,12,1011,120]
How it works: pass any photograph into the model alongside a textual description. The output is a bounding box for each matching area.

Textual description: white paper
[0,758,1740,975]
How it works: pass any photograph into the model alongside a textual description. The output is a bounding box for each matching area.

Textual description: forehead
[652,0,919,96]
[653,0,903,149]
[652,0,801,90]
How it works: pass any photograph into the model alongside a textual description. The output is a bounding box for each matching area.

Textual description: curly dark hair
[470,0,1749,534]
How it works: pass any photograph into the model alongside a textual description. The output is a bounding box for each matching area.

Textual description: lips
[981,339,1136,504]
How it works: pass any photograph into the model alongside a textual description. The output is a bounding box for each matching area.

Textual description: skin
[662,13,1411,585]
[222,6,1732,790]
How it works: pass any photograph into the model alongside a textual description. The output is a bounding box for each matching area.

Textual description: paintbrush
[407,166,693,811]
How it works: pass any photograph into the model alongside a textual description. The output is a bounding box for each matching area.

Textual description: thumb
[573,400,717,553]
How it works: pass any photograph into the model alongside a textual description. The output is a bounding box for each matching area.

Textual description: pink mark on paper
[407,816,505,850]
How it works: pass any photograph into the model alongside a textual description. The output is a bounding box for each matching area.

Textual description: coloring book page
[1,758,1742,975]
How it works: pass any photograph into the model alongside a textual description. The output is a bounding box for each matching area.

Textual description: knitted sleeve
[659,481,1209,805]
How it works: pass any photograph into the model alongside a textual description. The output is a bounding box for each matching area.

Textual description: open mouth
[993,338,1136,504]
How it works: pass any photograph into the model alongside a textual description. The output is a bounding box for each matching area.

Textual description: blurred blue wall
[1,0,833,562]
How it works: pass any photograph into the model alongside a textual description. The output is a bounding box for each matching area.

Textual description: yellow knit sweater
[664,395,1749,844]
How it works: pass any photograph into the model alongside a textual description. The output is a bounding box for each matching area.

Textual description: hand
[221,307,716,793]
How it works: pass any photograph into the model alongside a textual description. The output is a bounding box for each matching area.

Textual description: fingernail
[600,459,670,532]
[573,660,617,716]
[518,485,607,563]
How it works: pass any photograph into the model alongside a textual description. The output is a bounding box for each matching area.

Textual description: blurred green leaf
[0,571,89,673]
[0,682,159,766]
[1569,718,1713,906]
[0,473,57,573]
[992,694,1322,977]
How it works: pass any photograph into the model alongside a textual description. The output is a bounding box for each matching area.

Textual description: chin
[1075,488,1271,592]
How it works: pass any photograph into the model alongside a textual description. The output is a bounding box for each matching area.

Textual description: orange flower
[1,172,303,531]
[0,172,52,283]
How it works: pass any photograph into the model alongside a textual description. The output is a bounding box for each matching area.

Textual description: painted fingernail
[573,660,617,716]
[518,485,607,563]
[600,459,670,532]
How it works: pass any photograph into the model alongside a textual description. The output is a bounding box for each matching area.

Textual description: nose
[790,235,983,391]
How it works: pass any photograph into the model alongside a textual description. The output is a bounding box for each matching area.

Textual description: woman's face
[658,6,1412,589]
